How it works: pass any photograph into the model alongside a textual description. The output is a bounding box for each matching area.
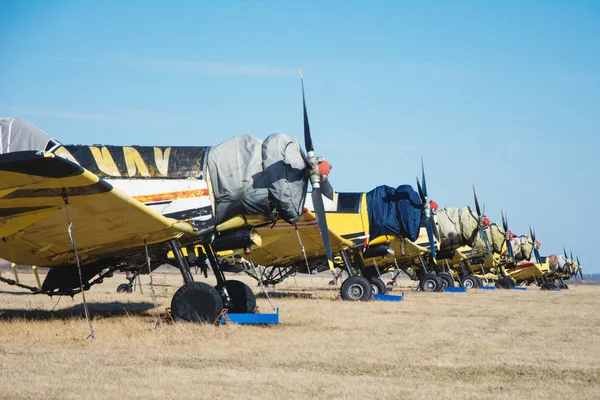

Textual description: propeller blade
[529,225,535,242]
[421,157,427,198]
[300,74,334,273]
[416,176,425,203]
[480,228,495,261]
[501,210,515,261]
[321,179,334,201]
[425,217,437,261]
[300,71,314,153]
[312,188,335,272]
[473,186,482,217]
[533,248,542,265]
[432,216,441,241]
[563,246,568,260]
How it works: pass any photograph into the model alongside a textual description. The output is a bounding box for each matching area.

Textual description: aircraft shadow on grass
[0,301,155,321]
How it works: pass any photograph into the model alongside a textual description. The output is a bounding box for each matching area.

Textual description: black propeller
[529,226,542,265]
[416,157,439,260]
[301,72,335,273]
[500,210,515,263]
[473,187,494,260]
[577,256,584,280]
[562,246,571,275]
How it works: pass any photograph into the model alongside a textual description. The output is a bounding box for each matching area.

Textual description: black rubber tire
[461,275,479,289]
[171,282,224,323]
[474,276,483,287]
[369,276,387,295]
[540,282,559,291]
[495,277,513,289]
[560,283,569,290]
[420,274,443,292]
[340,276,373,301]
[218,280,256,314]
[116,283,132,293]
[439,273,455,288]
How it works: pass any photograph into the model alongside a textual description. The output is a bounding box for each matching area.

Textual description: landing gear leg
[117,271,136,293]
[205,245,256,313]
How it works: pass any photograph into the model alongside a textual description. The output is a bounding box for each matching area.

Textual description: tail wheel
[340,276,373,301]
[116,283,132,293]
[368,276,387,295]
[217,280,256,314]
[439,273,455,288]
[474,276,483,287]
[460,275,478,289]
[420,274,443,292]
[171,282,223,323]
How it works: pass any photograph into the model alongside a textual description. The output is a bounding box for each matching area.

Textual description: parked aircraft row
[0,78,583,324]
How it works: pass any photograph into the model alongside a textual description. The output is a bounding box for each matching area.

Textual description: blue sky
[1,1,599,272]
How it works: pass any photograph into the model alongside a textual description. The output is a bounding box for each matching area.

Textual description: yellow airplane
[0,77,335,323]
[214,158,465,299]
[238,184,430,300]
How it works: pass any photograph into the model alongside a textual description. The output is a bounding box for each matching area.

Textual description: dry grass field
[0,269,599,400]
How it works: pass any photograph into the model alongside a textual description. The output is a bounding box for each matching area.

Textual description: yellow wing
[0,151,193,267]
[246,210,354,266]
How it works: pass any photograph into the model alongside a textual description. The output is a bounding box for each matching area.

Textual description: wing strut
[144,240,161,328]
[62,189,96,341]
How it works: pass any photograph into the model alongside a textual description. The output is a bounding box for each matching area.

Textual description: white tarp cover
[436,206,479,249]
[470,223,505,256]
[549,254,567,269]
[207,133,307,226]
[510,236,533,261]
[0,118,54,154]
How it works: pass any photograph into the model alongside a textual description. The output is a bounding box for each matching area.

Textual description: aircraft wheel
[217,280,256,314]
[439,273,455,288]
[495,278,513,289]
[116,283,132,293]
[340,276,372,301]
[368,276,387,295]
[540,282,559,291]
[419,274,443,292]
[171,282,223,323]
[474,276,483,287]
[460,275,479,289]
[560,283,569,290]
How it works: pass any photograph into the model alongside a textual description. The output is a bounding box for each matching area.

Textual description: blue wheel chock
[512,286,527,291]
[479,286,496,290]
[373,292,404,302]
[220,308,279,325]
[443,287,467,293]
